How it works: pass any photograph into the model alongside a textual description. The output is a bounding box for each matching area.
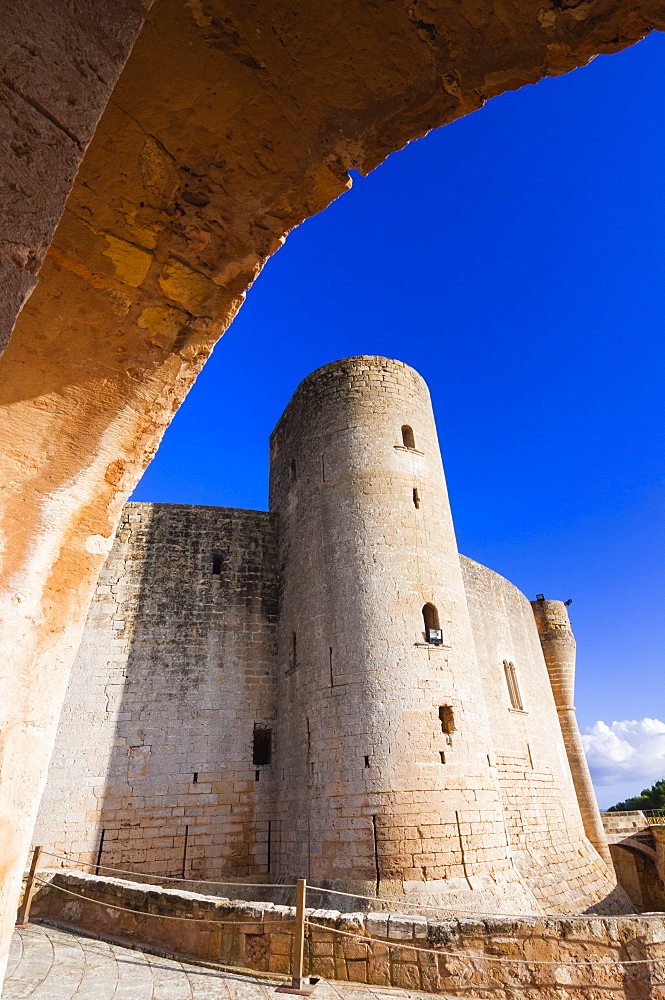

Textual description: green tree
[607,778,665,812]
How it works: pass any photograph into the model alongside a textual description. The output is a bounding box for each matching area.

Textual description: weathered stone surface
[0,43,151,964]
[0,0,149,347]
[2,0,665,987]
[0,258,37,354]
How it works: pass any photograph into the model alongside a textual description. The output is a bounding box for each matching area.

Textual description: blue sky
[133,32,665,810]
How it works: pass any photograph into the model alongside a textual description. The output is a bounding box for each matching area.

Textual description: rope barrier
[305,919,664,971]
[30,874,665,970]
[25,860,665,982]
[302,883,644,922]
[33,877,295,927]
[39,851,292,890]
[37,849,665,922]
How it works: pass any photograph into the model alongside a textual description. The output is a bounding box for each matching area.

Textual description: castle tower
[269,356,529,910]
[531,598,612,865]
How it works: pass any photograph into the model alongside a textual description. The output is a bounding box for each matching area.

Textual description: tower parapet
[531,598,612,865]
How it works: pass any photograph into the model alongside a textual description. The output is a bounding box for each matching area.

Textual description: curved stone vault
[1,0,665,984]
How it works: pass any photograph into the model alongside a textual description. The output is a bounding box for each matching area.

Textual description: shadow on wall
[609,845,665,912]
[86,503,280,886]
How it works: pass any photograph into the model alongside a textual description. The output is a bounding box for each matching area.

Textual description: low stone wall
[31,872,665,998]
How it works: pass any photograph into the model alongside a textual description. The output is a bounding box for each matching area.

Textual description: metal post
[17,846,42,925]
[291,878,306,989]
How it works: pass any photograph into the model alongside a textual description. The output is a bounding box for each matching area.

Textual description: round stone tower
[269,356,530,910]
[531,598,612,865]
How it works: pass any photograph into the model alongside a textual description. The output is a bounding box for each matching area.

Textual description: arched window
[401,425,415,449]
[422,603,439,631]
[503,660,524,711]
[422,603,442,643]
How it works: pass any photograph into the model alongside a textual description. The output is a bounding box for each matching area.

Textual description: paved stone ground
[2,924,444,1000]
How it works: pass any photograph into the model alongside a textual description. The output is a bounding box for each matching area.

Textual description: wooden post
[276,878,319,994]
[291,877,306,989]
[17,846,42,925]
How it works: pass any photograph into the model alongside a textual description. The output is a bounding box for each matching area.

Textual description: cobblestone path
[2,924,443,1000]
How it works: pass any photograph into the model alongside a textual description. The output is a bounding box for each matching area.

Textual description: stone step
[27,925,85,999]
[187,963,243,1000]
[111,942,155,1000]
[143,951,193,999]
[70,936,119,999]
[3,925,445,1000]
[219,971,271,1000]
[3,925,54,999]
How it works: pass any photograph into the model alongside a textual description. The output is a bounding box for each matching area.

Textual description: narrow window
[504,660,524,711]
[290,631,297,669]
[364,755,370,768]
[321,454,325,481]
[422,603,442,643]
[439,705,455,734]
[290,458,297,481]
[329,647,334,687]
[413,487,420,508]
[252,728,272,766]
[212,553,222,575]
[192,772,198,784]
[439,751,446,764]
[401,425,415,449]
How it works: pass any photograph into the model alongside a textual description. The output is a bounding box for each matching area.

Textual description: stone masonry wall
[33,358,628,917]
[461,556,623,914]
[269,357,526,912]
[31,872,665,999]
[34,503,278,881]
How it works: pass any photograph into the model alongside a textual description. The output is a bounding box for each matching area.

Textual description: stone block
[390,963,421,990]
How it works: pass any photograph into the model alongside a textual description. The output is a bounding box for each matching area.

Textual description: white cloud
[582,718,665,788]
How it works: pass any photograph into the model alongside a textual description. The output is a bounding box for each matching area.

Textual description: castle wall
[33,503,278,881]
[268,356,529,911]
[460,556,622,912]
[32,358,629,916]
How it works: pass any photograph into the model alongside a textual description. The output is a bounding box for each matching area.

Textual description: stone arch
[616,838,657,862]
[423,602,440,634]
[1,0,665,979]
